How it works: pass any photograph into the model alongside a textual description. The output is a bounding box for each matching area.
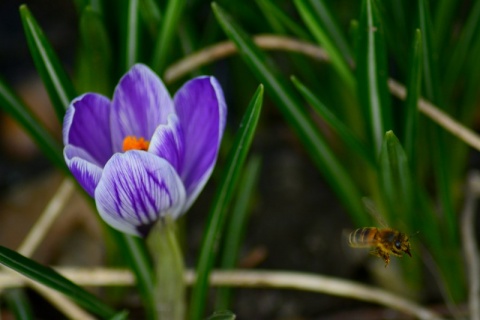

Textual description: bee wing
[362,197,389,228]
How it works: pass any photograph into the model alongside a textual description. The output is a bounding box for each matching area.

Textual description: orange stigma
[122,136,150,152]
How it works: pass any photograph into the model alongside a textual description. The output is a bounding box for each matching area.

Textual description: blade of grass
[378,131,413,229]
[356,0,392,155]
[189,85,264,320]
[418,0,462,301]
[206,310,236,320]
[139,0,162,39]
[403,29,422,166]
[123,0,140,70]
[376,0,408,74]
[433,0,458,52]
[444,0,480,99]
[0,245,117,318]
[77,6,113,95]
[304,0,353,63]
[378,131,421,292]
[291,76,375,168]
[215,155,262,310]
[293,0,354,92]
[255,0,310,40]
[4,289,34,320]
[19,5,76,122]
[212,3,368,227]
[151,0,186,73]
[0,79,66,172]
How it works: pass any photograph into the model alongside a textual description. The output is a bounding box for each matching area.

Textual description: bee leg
[369,248,381,257]
[376,249,390,267]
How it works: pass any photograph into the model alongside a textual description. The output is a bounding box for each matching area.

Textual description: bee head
[394,233,412,257]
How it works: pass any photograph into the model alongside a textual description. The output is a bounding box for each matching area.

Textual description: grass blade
[356,0,392,155]
[189,85,264,320]
[378,131,413,227]
[403,29,422,165]
[206,310,236,320]
[139,0,162,39]
[215,155,262,310]
[444,0,480,98]
[291,76,375,168]
[293,0,354,91]
[212,2,368,227]
[151,0,186,73]
[0,245,116,318]
[0,78,66,172]
[255,0,310,39]
[418,0,463,301]
[77,5,113,95]
[123,0,140,70]
[4,289,34,320]
[19,5,76,122]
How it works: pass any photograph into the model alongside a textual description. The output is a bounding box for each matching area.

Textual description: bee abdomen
[348,227,378,247]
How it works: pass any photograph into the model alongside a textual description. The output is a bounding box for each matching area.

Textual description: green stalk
[147,217,185,320]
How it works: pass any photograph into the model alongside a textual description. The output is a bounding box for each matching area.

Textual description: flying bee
[348,227,411,267]
[347,198,412,267]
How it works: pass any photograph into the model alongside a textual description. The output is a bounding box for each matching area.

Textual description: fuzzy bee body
[348,227,411,267]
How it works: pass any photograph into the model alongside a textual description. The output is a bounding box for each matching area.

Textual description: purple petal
[95,151,186,236]
[63,93,113,166]
[174,76,227,211]
[148,114,184,173]
[110,64,174,153]
[64,145,103,197]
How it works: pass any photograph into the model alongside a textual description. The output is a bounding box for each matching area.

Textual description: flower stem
[147,216,185,320]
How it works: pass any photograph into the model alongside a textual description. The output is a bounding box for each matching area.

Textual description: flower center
[122,136,150,152]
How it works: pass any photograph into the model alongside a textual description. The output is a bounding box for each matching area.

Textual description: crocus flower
[63,64,226,236]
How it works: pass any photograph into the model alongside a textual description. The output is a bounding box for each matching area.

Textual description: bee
[347,198,412,267]
[348,227,411,267]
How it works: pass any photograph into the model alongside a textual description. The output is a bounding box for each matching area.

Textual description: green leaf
[4,289,34,320]
[215,156,262,310]
[77,6,113,95]
[418,0,462,301]
[206,310,236,320]
[0,245,116,318]
[291,76,375,168]
[293,0,355,91]
[378,131,413,226]
[19,5,77,122]
[433,0,458,51]
[418,0,441,105]
[109,310,130,320]
[139,0,162,39]
[151,0,186,73]
[255,0,310,40]
[189,85,264,320]
[356,0,392,155]
[444,0,480,98]
[212,3,368,227]
[123,0,140,70]
[403,29,422,165]
[0,78,66,172]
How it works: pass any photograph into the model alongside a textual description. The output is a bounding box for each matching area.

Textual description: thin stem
[163,35,328,83]
[0,268,441,319]
[18,178,74,257]
[163,34,480,153]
